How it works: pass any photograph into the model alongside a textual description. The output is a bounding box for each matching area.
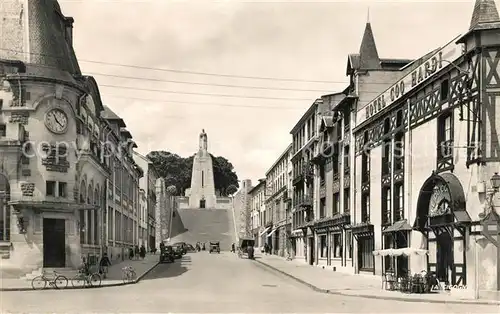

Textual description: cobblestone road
[1,252,497,313]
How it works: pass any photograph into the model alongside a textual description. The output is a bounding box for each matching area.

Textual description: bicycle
[31,270,68,290]
[121,266,136,283]
[71,269,102,288]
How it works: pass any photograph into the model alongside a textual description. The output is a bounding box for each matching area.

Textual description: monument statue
[199,129,208,151]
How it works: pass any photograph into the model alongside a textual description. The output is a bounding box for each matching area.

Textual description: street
[1,252,497,313]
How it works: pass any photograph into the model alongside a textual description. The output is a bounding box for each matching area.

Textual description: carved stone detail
[21,183,35,197]
[41,143,70,173]
[9,112,29,124]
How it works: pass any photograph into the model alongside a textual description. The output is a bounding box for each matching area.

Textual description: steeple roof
[469,0,500,30]
[358,22,381,70]
[0,0,80,74]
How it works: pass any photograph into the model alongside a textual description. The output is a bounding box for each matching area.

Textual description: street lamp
[490,172,500,192]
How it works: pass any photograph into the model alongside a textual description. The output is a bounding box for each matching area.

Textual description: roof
[470,0,500,30]
[0,0,81,75]
[358,22,381,70]
[289,99,323,135]
[102,105,126,127]
[265,144,292,176]
[120,128,133,139]
[247,179,266,195]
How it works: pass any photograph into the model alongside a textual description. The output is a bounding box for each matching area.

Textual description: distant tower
[188,129,216,209]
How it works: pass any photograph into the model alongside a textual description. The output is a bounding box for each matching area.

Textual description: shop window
[345,231,352,259]
[319,235,328,258]
[358,236,374,271]
[384,234,395,272]
[46,181,56,196]
[58,182,67,198]
[333,233,342,258]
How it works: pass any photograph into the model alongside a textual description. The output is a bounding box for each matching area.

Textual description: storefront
[290,229,305,260]
[352,223,375,274]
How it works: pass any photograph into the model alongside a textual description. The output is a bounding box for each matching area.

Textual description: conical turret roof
[470,0,500,30]
[358,22,381,70]
[0,0,80,74]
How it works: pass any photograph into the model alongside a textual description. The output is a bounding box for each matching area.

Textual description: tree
[226,184,238,196]
[147,151,239,196]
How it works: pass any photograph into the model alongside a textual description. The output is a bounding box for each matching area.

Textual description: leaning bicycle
[121,266,136,283]
[71,269,102,288]
[31,271,68,290]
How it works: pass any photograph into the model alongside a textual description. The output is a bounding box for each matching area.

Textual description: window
[394,132,404,171]
[21,155,30,165]
[58,182,67,198]
[362,133,370,184]
[382,139,391,175]
[396,110,403,128]
[361,193,370,222]
[438,112,453,158]
[319,198,326,218]
[440,79,449,101]
[343,188,350,214]
[46,181,56,196]
[393,184,404,221]
[320,235,328,258]
[0,124,5,137]
[345,231,352,259]
[332,193,340,215]
[79,209,85,244]
[358,237,374,271]
[333,233,342,258]
[382,187,391,225]
[343,145,350,170]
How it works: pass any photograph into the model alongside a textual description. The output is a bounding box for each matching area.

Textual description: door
[308,237,314,265]
[436,231,454,284]
[43,218,66,267]
[199,200,206,208]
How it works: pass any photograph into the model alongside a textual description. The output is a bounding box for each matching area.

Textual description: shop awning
[259,227,271,236]
[266,228,277,238]
[372,247,428,257]
[382,219,413,233]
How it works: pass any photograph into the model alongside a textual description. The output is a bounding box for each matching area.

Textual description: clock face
[45,108,68,134]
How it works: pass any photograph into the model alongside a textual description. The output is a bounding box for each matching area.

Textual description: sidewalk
[254,254,500,306]
[0,254,159,291]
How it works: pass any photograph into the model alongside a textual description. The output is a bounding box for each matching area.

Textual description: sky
[59,0,474,184]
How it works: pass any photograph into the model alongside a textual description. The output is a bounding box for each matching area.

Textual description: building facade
[0,1,112,272]
[248,179,266,249]
[138,188,147,247]
[350,0,500,296]
[233,179,253,241]
[264,145,292,257]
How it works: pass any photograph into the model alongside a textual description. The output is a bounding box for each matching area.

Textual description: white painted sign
[358,35,464,125]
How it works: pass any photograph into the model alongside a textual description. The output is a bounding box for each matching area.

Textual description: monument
[185,129,217,209]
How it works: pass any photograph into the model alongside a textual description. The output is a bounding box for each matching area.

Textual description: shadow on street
[142,255,191,280]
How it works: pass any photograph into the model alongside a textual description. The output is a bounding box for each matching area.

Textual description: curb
[254,259,500,306]
[0,262,160,292]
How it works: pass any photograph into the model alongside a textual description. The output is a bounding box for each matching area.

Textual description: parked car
[171,244,184,258]
[160,245,175,263]
[172,242,187,255]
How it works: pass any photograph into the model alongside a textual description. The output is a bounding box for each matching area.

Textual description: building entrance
[199,199,206,208]
[43,218,66,267]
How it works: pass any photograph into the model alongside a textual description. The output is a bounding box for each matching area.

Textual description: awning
[267,228,277,238]
[383,219,413,233]
[372,247,428,257]
[259,227,271,236]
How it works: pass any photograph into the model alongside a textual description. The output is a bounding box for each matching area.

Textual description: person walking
[99,253,112,279]
[140,245,146,259]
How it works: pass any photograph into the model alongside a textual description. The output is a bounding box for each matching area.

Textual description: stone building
[138,188,147,247]
[248,179,267,248]
[0,0,111,272]
[132,151,159,250]
[351,0,500,297]
[264,144,292,257]
[233,179,253,241]
[101,106,143,261]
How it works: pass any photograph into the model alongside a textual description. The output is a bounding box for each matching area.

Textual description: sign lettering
[359,35,463,125]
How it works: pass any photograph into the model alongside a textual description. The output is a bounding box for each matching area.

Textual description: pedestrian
[264,243,269,255]
[129,247,134,260]
[140,245,146,259]
[134,246,140,260]
[99,253,112,279]
[231,243,235,253]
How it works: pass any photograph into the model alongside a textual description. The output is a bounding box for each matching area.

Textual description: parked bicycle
[121,266,136,283]
[31,271,68,290]
[71,269,102,288]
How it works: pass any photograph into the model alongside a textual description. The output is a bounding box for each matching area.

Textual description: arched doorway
[0,174,10,242]
[413,172,470,286]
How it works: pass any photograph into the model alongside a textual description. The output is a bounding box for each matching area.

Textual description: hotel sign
[358,35,463,125]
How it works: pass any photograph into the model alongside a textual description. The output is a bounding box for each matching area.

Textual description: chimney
[64,17,74,46]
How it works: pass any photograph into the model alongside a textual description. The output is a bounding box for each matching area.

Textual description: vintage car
[171,244,185,259]
[172,242,188,255]
[208,241,220,253]
[159,245,175,263]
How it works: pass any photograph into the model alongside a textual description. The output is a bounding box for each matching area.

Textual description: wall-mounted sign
[357,35,463,125]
